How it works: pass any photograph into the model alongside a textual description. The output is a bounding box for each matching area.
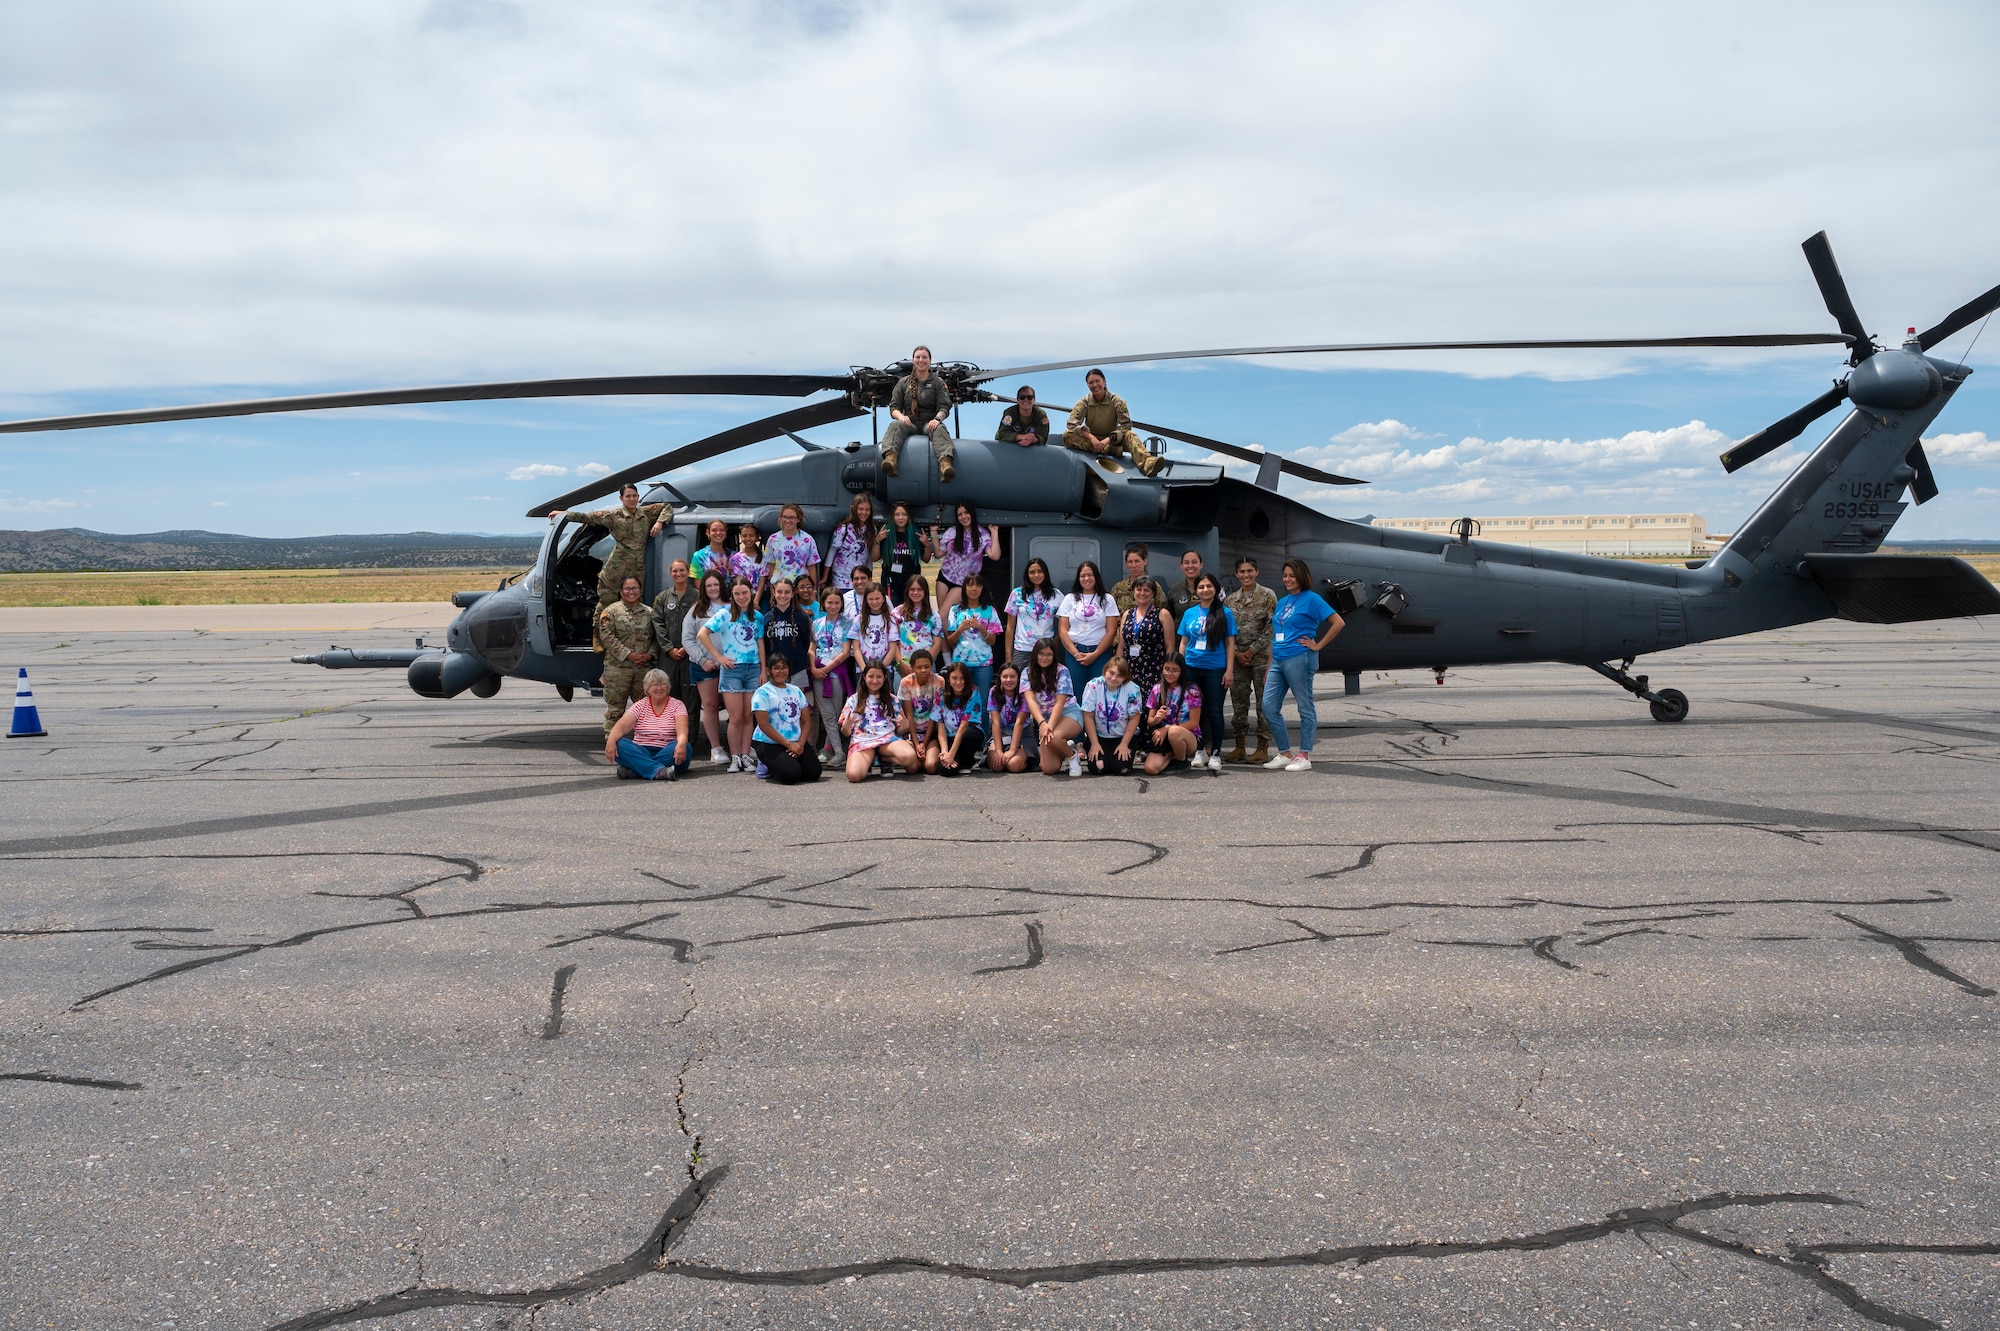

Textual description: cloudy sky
[2,0,1997,537]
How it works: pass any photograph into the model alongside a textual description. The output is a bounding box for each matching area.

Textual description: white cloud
[467,494,499,501]
[1329,419,1428,448]
[1,4,1995,399]
[505,462,568,481]
[572,461,612,478]
[1926,432,2000,465]
[211,500,228,507]
[0,496,79,512]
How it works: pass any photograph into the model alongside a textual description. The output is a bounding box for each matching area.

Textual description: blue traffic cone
[9,667,47,738]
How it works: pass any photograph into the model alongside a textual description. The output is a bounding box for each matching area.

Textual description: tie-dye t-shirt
[851,611,895,665]
[987,683,1027,735]
[750,681,807,743]
[893,606,940,657]
[762,530,820,584]
[1081,677,1142,735]
[810,613,852,667]
[936,691,981,738]
[901,678,942,738]
[947,604,1002,667]
[1147,682,1201,729]
[826,524,874,589]
[1022,664,1074,717]
[690,546,736,588]
[703,607,765,665]
[841,692,899,746]
[937,527,988,585]
[1004,587,1059,651]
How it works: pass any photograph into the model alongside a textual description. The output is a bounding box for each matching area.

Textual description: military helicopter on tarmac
[7,232,1998,723]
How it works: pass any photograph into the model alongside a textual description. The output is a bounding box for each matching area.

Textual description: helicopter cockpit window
[548,519,611,650]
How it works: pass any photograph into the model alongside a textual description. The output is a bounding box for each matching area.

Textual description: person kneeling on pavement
[607,669,691,781]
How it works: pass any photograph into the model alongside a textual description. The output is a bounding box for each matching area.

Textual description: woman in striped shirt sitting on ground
[604,669,691,781]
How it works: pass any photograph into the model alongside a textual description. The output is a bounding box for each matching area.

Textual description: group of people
[588,484,1345,786]
[878,347,1165,480]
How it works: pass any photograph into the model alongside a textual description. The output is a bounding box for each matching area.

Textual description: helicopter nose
[1847,347,1943,412]
[453,587,530,672]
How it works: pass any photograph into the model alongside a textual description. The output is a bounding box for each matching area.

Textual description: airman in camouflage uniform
[1063,369,1162,476]
[550,483,668,608]
[596,575,657,733]
[879,345,957,481]
[1225,558,1277,763]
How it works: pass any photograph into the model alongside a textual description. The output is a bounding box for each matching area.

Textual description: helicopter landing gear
[1586,659,1690,723]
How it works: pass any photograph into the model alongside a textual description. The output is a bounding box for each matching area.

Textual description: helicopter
[5,231,1997,724]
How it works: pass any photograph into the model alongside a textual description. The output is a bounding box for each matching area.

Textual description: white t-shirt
[1057,592,1118,649]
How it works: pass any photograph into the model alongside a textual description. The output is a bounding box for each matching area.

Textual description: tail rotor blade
[1916,280,2000,352]
[1801,231,1871,356]
[1719,381,1850,473]
[1906,440,1939,504]
[528,397,865,516]
[1131,419,1366,486]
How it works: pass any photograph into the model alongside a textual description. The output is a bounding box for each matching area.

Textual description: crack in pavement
[879,883,1541,914]
[0,1070,143,1090]
[264,1167,730,1331]
[545,912,694,962]
[1832,912,1997,998]
[1227,836,1603,881]
[0,777,608,856]
[704,909,1038,950]
[635,869,873,912]
[974,922,1046,974]
[540,965,576,1039]
[267,1186,1963,1330]
[1216,919,1393,955]
[791,834,1167,876]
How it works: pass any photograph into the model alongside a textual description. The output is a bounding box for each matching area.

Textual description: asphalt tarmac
[2,615,1996,1330]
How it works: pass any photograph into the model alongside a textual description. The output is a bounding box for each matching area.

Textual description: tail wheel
[1648,688,1689,723]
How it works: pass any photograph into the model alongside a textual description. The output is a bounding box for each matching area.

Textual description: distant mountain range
[0,528,543,573]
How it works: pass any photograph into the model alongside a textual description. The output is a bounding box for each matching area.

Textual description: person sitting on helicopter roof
[1064,369,1163,477]
[880,345,957,482]
[995,385,1049,447]
[549,483,667,608]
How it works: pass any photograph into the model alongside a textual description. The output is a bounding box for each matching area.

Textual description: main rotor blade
[1916,279,2000,352]
[1718,381,1850,473]
[528,396,866,517]
[1800,231,1871,353]
[0,373,856,434]
[1131,419,1366,487]
[974,334,1849,384]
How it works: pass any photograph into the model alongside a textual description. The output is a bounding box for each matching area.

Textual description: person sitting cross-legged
[605,669,692,781]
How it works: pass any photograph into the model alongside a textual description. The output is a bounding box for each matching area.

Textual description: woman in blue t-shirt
[1261,557,1345,772]
[1173,573,1236,772]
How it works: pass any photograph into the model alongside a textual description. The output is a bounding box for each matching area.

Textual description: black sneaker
[616,766,636,780]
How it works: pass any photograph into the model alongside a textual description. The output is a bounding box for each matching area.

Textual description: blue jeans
[962,661,993,706]
[1066,647,1106,694]
[1187,664,1226,750]
[616,738,691,780]
[1263,654,1319,753]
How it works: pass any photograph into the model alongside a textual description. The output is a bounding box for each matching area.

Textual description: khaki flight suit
[1064,392,1162,476]
[569,502,668,607]
[880,373,955,471]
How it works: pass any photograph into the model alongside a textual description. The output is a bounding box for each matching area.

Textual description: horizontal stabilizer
[1800,554,2000,624]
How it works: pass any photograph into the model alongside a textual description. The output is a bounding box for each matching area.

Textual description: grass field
[2,555,1992,609]
[0,567,528,608]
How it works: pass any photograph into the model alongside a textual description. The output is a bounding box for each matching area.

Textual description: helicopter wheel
[1648,688,1689,723]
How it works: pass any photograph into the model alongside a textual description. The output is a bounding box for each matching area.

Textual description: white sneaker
[1263,753,1292,770]
[1192,748,1207,767]
[1285,755,1313,772]
[1207,752,1224,771]
[713,753,731,768]
[1068,754,1082,778]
